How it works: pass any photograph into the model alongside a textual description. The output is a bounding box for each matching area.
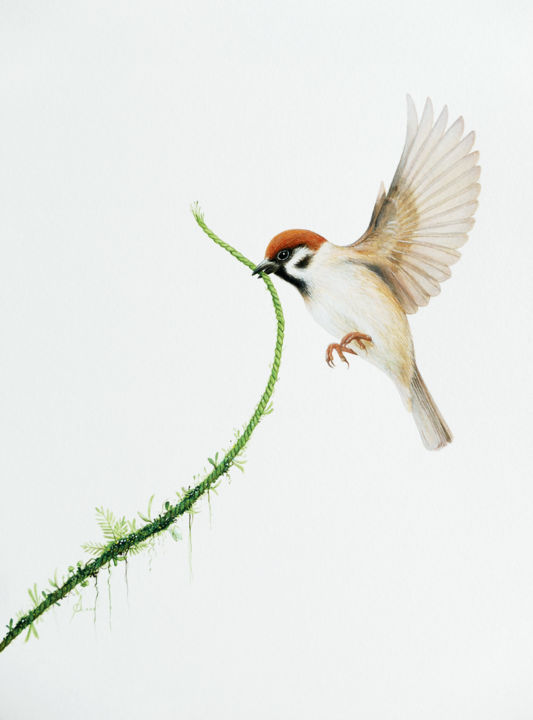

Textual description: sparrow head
[252,229,326,295]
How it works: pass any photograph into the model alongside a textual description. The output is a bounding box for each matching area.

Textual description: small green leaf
[24,622,39,642]
[48,571,60,589]
[28,584,40,607]
[263,401,274,416]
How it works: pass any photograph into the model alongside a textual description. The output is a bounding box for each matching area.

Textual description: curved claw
[325,332,373,368]
[325,343,357,368]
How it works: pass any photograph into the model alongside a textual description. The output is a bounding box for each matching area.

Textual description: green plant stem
[0,205,284,653]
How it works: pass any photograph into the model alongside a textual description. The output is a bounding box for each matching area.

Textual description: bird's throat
[275,265,309,296]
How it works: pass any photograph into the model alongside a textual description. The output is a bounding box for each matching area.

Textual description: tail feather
[410,365,452,450]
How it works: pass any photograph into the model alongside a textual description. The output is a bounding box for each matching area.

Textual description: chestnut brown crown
[265,229,327,260]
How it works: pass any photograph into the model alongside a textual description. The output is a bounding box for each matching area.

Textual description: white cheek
[287,264,305,280]
[286,250,311,279]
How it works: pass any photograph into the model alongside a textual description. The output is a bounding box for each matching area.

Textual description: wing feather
[352,96,480,313]
[405,105,448,183]
[418,172,481,212]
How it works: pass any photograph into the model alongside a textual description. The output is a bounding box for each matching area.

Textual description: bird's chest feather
[305,262,390,336]
[303,254,413,381]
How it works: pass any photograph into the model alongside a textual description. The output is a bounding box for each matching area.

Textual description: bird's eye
[277,249,290,261]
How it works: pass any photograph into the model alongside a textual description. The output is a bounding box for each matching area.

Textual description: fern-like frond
[81,542,108,557]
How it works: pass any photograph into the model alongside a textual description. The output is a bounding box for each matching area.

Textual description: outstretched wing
[352,96,480,314]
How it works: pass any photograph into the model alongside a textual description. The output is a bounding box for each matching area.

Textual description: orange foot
[325,332,373,368]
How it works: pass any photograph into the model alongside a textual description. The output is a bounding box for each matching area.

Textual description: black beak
[252,259,278,277]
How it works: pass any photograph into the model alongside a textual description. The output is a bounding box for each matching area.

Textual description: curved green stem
[0,205,284,653]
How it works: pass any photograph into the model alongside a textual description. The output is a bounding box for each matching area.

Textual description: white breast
[304,243,414,387]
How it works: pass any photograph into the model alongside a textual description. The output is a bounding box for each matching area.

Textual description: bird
[253,96,480,450]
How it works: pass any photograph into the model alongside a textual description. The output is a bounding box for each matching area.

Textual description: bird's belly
[306,267,414,385]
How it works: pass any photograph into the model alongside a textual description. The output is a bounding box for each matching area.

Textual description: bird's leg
[325,332,373,368]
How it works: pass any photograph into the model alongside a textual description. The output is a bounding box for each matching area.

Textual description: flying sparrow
[253,97,480,450]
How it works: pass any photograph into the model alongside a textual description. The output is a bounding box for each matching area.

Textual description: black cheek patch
[295,254,313,270]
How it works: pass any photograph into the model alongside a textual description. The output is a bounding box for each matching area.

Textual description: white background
[1,1,532,718]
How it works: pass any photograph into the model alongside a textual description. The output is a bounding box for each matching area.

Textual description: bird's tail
[410,365,452,451]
